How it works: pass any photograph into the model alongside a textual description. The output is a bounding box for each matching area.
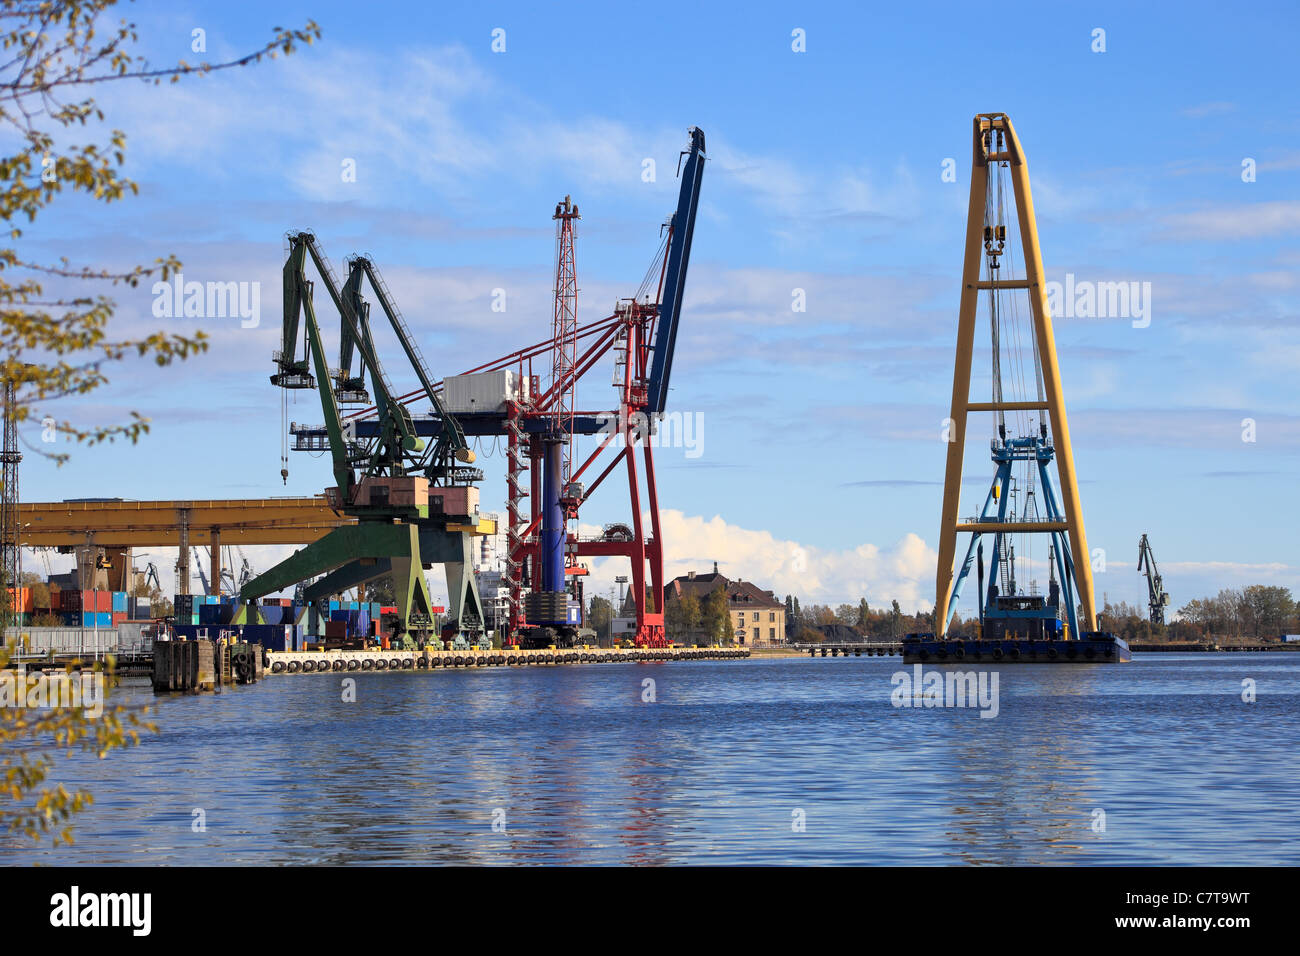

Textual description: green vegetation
[782,584,1299,644]
[0,0,317,846]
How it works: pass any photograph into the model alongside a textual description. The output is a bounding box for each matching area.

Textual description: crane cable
[280,385,289,485]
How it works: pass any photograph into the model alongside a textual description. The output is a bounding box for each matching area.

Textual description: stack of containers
[327,606,374,638]
[5,587,33,617]
[174,594,199,625]
[198,602,236,625]
[111,590,128,627]
[57,588,79,626]
[240,623,295,652]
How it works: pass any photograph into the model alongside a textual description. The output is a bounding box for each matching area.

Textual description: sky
[12,0,1300,617]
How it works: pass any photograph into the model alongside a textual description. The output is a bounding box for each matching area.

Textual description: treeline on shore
[781,585,1298,644]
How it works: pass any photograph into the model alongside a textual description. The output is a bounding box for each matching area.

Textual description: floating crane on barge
[909,113,1130,664]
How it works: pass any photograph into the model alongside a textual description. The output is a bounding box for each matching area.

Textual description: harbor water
[4,653,1298,865]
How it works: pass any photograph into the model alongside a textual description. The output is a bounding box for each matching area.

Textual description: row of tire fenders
[268,648,752,674]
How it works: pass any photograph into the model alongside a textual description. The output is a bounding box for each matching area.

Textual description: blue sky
[15,0,1300,614]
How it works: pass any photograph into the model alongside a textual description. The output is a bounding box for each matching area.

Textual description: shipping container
[111,612,127,626]
[428,486,479,518]
[95,591,112,613]
[199,604,236,626]
[111,591,128,613]
[442,369,528,413]
[5,587,33,613]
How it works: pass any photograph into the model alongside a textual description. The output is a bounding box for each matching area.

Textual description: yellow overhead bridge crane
[18,497,494,596]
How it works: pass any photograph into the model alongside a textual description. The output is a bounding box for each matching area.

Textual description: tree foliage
[1,641,155,845]
[587,594,612,640]
[0,0,319,460]
[0,0,318,845]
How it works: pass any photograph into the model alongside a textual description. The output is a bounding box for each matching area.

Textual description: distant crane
[142,561,163,595]
[218,546,254,595]
[1137,533,1170,625]
[194,548,213,596]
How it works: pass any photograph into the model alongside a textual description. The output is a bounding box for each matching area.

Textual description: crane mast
[1137,533,1169,625]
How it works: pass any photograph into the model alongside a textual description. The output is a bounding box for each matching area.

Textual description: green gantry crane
[241,231,487,648]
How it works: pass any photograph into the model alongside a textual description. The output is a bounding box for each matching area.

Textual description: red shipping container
[112,612,127,625]
[6,587,33,613]
[60,589,82,611]
[82,590,96,610]
[96,591,112,613]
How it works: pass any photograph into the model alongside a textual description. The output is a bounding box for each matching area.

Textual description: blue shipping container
[199,604,236,625]
[111,591,128,613]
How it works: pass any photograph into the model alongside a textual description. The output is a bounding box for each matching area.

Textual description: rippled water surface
[4,654,1298,865]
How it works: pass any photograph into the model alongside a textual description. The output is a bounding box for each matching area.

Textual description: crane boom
[346,255,473,478]
[646,127,706,415]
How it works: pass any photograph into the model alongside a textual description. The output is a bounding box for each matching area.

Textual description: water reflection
[2,655,1297,865]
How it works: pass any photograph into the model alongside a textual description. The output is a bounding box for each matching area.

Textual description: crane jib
[647,127,706,415]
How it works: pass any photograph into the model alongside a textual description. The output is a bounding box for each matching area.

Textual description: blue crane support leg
[539,437,566,625]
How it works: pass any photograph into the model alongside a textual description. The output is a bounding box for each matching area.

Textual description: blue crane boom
[646,127,706,415]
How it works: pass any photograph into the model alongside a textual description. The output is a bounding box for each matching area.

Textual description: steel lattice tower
[550,195,580,480]
[1,377,22,624]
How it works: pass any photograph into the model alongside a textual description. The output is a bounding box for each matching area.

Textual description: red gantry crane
[292,128,707,648]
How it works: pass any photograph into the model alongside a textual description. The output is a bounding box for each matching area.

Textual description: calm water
[4,654,1298,865]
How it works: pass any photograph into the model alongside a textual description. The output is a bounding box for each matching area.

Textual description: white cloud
[579,509,938,613]
[1158,201,1300,240]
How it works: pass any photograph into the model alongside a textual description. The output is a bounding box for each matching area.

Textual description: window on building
[770,627,776,640]
[752,611,759,621]
[769,612,775,622]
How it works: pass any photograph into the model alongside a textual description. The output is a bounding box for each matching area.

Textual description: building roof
[665,569,782,610]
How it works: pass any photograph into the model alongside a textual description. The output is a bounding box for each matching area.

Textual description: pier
[266,646,750,673]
